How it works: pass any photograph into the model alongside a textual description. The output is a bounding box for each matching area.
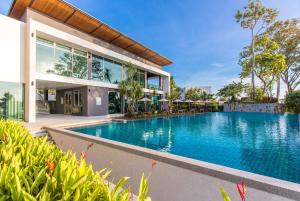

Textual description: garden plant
[0,119,150,201]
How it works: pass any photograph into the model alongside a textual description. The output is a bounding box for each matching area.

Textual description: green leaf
[219,187,231,201]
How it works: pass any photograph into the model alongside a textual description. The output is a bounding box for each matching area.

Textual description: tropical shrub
[285,90,300,113]
[0,120,150,201]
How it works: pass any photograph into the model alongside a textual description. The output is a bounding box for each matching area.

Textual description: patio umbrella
[185,99,194,111]
[173,99,182,103]
[158,98,169,102]
[138,97,152,102]
[173,99,182,110]
[138,97,152,112]
[158,98,169,111]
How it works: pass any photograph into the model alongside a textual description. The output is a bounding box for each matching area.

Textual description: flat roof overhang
[8,0,173,67]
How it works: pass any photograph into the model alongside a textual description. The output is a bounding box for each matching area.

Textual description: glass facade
[0,82,24,120]
[36,37,164,90]
[135,70,145,88]
[36,37,87,79]
[108,91,121,114]
[147,76,161,90]
[92,54,122,84]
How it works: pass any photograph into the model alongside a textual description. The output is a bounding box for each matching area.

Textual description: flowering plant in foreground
[220,179,246,201]
[0,119,151,200]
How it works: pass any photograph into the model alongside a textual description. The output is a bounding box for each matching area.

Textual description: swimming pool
[71,112,300,184]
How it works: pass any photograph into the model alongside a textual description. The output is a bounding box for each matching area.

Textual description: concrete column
[24,17,36,122]
[162,76,170,96]
[87,52,92,80]
[145,72,148,89]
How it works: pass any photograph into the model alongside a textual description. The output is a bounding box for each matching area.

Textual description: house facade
[0,0,172,122]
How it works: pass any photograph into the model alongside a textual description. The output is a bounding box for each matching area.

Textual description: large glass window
[36,37,87,79]
[108,91,121,114]
[92,54,104,81]
[103,58,122,84]
[73,49,87,79]
[92,55,122,84]
[147,76,161,90]
[0,82,24,120]
[135,70,145,88]
[36,38,55,74]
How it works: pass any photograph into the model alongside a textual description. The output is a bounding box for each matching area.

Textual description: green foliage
[118,63,143,116]
[0,120,150,200]
[235,0,279,98]
[267,18,300,92]
[219,187,231,201]
[285,90,300,113]
[184,87,202,101]
[240,35,286,96]
[235,0,278,29]
[166,77,181,109]
[217,82,245,102]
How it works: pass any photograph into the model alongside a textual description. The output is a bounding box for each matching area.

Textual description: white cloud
[211,63,224,68]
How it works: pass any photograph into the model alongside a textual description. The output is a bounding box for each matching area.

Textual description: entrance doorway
[64,91,72,114]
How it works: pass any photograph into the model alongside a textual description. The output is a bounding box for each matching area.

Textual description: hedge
[285,90,300,113]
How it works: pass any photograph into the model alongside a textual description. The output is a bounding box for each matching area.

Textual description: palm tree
[118,63,143,116]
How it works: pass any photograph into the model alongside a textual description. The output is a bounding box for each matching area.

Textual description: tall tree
[240,35,286,97]
[267,19,300,93]
[118,63,143,115]
[185,87,202,101]
[217,82,245,102]
[166,77,181,109]
[235,0,278,99]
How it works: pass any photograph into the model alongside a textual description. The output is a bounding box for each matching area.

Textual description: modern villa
[0,0,171,123]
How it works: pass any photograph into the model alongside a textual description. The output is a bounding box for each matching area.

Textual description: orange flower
[151,160,157,169]
[80,151,87,160]
[87,143,94,150]
[46,160,56,174]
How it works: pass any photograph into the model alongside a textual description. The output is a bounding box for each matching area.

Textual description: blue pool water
[71,112,300,184]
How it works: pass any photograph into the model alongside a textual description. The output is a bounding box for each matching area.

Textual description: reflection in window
[123,67,145,88]
[92,55,122,84]
[36,37,87,79]
[92,54,104,81]
[104,58,122,84]
[108,91,121,114]
[73,49,87,79]
[0,82,24,120]
[51,43,72,77]
[147,75,161,90]
[135,70,145,88]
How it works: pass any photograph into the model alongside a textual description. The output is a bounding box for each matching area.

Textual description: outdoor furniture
[138,97,152,112]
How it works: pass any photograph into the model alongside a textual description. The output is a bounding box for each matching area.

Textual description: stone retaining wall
[223,103,284,113]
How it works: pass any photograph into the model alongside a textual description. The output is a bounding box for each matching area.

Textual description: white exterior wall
[0,14,25,84]
[0,9,171,122]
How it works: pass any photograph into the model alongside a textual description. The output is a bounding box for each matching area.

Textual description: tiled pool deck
[23,114,122,132]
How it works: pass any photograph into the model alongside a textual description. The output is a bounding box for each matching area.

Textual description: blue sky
[1,0,299,93]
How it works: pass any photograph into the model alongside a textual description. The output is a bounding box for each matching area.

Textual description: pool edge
[45,126,300,200]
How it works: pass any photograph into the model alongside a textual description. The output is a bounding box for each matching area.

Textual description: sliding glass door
[0,82,24,120]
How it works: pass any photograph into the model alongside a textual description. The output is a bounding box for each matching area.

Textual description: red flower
[236,179,246,201]
[46,160,56,174]
[80,151,87,160]
[151,160,157,169]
